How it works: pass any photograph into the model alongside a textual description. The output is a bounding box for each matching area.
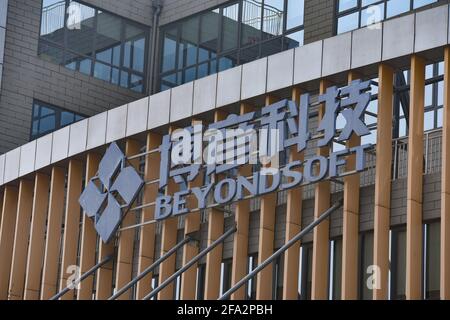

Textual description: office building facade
[0,0,449,300]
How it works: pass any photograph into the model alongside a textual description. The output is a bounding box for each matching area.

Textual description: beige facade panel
[373,64,394,300]
[41,167,65,300]
[406,55,425,300]
[24,173,50,300]
[8,180,33,300]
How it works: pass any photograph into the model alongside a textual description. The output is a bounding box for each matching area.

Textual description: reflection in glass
[38,1,148,92]
[287,0,304,30]
[242,0,262,46]
[222,3,239,52]
[262,0,284,39]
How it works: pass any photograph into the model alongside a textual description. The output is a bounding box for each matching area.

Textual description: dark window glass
[425,222,440,300]
[242,0,262,46]
[66,1,95,56]
[300,244,313,300]
[201,10,220,53]
[39,0,149,92]
[331,239,342,300]
[222,3,240,52]
[359,232,374,300]
[31,100,85,140]
[391,227,406,300]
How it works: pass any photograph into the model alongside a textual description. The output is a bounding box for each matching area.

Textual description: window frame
[38,0,150,93]
[158,0,305,91]
[334,0,439,35]
[30,100,86,141]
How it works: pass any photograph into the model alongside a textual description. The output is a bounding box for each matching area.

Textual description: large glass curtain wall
[159,0,305,91]
[39,0,149,93]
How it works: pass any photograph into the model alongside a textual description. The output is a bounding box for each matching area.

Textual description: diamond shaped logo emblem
[79,142,144,243]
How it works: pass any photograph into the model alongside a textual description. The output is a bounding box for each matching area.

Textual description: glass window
[424,222,440,300]
[222,3,240,52]
[286,0,304,30]
[359,232,374,300]
[391,227,406,300]
[337,12,359,34]
[262,0,284,39]
[387,0,410,18]
[300,244,313,300]
[158,0,305,91]
[66,1,95,56]
[331,239,342,300]
[40,0,66,45]
[337,0,438,34]
[39,0,149,93]
[31,100,85,140]
[339,0,358,12]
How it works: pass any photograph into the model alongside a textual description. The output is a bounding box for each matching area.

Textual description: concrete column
[41,167,65,300]
[256,95,278,300]
[373,64,394,300]
[59,159,83,300]
[77,153,101,300]
[24,173,50,300]
[341,72,362,300]
[114,139,141,300]
[282,87,303,300]
[230,103,254,300]
[204,110,228,300]
[442,47,450,300]
[0,186,18,300]
[8,179,33,300]
[406,55,425,300]
[136,133,161,299]
[311,80,332,300]
[180,120,203,300]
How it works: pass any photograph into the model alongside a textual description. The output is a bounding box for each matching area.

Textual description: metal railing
[242,0,284,37]
[40,1,65,36]
[109,236,194,300]
[50,255,113,300]
[392,128,443,180]
[219,200,343,300]
[142,225,237,300]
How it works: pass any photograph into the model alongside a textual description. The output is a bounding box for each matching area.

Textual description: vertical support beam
[136,133,161,299]
[24,173,50,300]
[180,120,203,300]
[204,110,228,300]
[341,72,362,300]
[230,103,254,300]
[256,95,278,300]
[442,47,450,300]
[115,139,141,300]
[283,87,303,300]
[8,180,34,300]
[0,186,19,300]
[312,80,332,300]
[41,166,66,299]
[157,126,182,300]
[59,159,83,300]
[406,55,425,300]
[77,153,101,300]
[373,64,394,300]
[95,239,114,299]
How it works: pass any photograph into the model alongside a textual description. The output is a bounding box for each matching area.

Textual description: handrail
[50,255,114,300]
[218,200,343,300]
[108,236,193,300]
[142,225,238,300]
